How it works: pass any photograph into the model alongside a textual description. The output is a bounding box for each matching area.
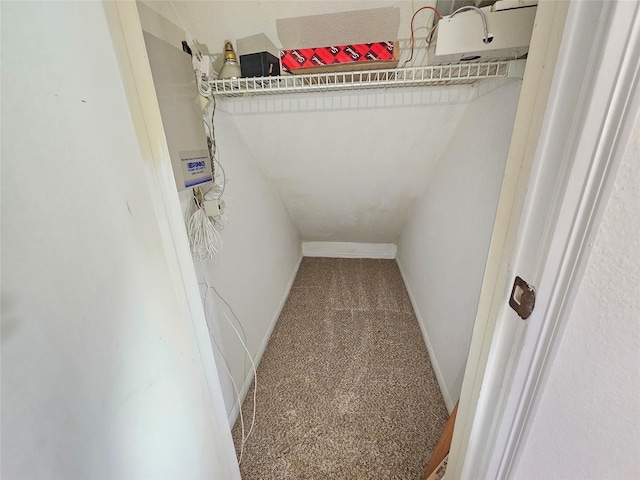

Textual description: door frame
[448,1,640,478]
[104,1,639,478]
[103,2,242,478]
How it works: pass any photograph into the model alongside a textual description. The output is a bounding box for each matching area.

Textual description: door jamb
[447,1,570,476]
[448,1,640,478]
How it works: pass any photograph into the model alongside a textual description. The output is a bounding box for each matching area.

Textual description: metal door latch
[509,276,535,320]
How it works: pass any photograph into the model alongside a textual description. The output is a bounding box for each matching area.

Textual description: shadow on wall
[227,87,478,244]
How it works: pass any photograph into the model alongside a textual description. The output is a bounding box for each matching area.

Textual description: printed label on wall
[180,149,212,188]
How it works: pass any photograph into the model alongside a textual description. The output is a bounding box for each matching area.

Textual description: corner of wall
[394,81,522,415]
[396,254,454,413]
[227,252,303,425]
[302,241,397,259]
[199,108,302,426]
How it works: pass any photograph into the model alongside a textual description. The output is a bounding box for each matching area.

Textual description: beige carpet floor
[232,257,448,479]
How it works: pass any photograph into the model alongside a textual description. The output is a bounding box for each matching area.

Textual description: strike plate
[509,276,535,320]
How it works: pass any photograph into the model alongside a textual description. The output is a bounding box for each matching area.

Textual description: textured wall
[1,2,237,478]
[512,113,640,479]
[229,90,469,243]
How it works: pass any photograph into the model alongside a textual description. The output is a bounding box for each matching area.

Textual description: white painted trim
[447,2,570,478]
[302,241,397,259]
[397,259,454,413]
[490,3,640,478]
[450,2,640,479]
[227,253,304,425]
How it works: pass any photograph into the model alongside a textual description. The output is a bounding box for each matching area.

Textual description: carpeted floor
[232,257,448,479]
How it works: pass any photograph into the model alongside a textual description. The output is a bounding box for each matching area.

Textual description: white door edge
[449,1,640,479]
[447,1,570,476]
[492,2,640,477]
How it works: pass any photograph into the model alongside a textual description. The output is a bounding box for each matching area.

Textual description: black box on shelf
[240,51,280,78]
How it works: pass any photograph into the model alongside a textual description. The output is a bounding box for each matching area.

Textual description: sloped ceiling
[225,95,469,243]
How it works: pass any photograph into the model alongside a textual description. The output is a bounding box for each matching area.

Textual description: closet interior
[139,0,535,475]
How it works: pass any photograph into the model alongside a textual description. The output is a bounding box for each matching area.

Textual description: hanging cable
[402,6,443,68]
[200,281,259,464]
[208,95,217,160]
[186,193,222,261]
[197,71,213,98]
[200,287,247,463]
[209,158,226,201]
[449,6,493,44]
[202,96,227,202]
[222,310,258,453]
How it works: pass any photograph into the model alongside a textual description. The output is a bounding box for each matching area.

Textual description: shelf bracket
[507,59,527,79]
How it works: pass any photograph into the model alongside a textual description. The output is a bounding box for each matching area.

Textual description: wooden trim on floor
[423,401,459,480]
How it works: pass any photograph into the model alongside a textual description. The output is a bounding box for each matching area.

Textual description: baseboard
[227,253,303,425]
[396,254,454,413]
[302,241,397,259]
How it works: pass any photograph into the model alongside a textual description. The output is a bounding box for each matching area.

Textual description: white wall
[512,113,640,480]
[154,0,483,247]
[397,80,522,409]
[1,2,238,478]
[228,90,469,243]
[143,0,521,414]
[195,110,302,421]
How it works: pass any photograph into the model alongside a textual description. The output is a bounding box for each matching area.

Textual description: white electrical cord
[186,197,222,261]
[197,70,213,98]
[203,299,247,460]
[449,6,493,44]
[185,72,227,260]
[200,282,259,465]
[189,51,253,461]
[203,97,217,159]
[205,170,225,201]
[222,310,258,463]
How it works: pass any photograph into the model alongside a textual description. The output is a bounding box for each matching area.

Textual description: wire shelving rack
[209,60,519,97]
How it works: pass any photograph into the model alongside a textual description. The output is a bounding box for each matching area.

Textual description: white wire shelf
[210,60,515,97]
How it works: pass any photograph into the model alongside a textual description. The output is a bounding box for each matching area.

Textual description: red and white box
[280,41,399,75]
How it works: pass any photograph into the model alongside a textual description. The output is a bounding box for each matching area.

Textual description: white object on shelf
[209,61,513,97]
[427,6,537,65]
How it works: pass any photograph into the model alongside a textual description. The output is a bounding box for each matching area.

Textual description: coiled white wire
[187,197,222,261]
[197,71,212,98]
